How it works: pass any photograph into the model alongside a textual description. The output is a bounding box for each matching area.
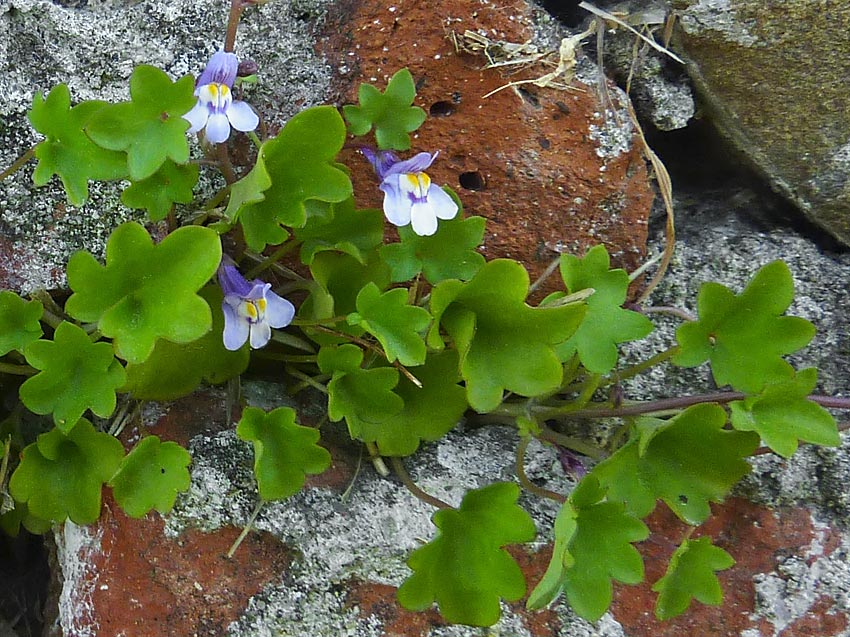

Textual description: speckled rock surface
[0,0,334,293]
[671,0,850,245]
[568,0,695,132]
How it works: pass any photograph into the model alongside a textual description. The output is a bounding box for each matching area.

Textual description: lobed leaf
[348,283,431,366]
[28,84,128,206]
[652,536,735,620]
[19,322,126,432]
[121,286,249,400]
[637,406,759,524]
[345,350,467,456]
[294,197,384,265]
[556,245,653,373]
[342,68,427,151]
[65,222,221,364]
[85,65,196,180]
[109,436,191,517]
[236,406,331,501]
[0,291,42,356]
[429,259,585,412]
[729,368,839,457]
[121,159,199,221]
[379,207,486,284]
[674,261,815,393]
[561,495,649,622]
[300,250,391,346]
[9,419,124,524]
[231,106,352,251]
[591,405,759,525]
[319,344,404,429]
[397,482,536,626]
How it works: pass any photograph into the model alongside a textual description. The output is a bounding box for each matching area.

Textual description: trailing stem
[390,456,450,509]
[0,148,34,183]
[516,436,566,503]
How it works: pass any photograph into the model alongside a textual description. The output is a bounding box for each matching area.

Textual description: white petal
[380,176,412,226]
[410,201,438,236]
[227,101,259,132]
[264,293,295,328]
[249,321,272,349]
[222,303,249,350]
[426,185,459,220]
[183,101,209,133]
[205,113,231,143]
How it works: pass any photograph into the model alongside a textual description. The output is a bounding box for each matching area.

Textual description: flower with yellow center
[361,149,459,236]
[183,51,259,144]
[218,263,294,350]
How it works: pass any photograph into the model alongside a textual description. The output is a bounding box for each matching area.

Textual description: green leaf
[232,106,353,251]
[562,498,649,622]
[294,197,384,265]
[309,251,391,317]
[28,85,128,205]
[9,419,124,524]
[85,65,196,180]
[348,283,430,366]
[586,439,656,519]
[429,259,586,412]
[592,405,759,525]
[0,501,53,537]
[347,350,467,456]
[730,368,839,457]
[319,344,404,426]
[108,436,191,517]
[342,68,427,151]
[236,406,331,501]
[379,209,486,284]
[638,406,758,525]
[527,499,578,610]
[19,322,126,432]
[121,286,249,400]
[674,261,815,393]
[221,136,274,230]
[65,222,221,364]
[652,536,735,620]
[398,482,536,626]
[557,245,653,373]
[0,291,42,356]
[300,250,390,346]
[121,159,199,221]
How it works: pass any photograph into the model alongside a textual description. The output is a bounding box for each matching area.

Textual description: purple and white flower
[218,262,295,350]
[184,51,259,144]
[361,148,459,236]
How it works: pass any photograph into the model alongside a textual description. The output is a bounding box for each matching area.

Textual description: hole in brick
[459,171,486,191]
[429,101,455,117]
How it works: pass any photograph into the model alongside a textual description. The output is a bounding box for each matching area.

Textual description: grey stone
[167,414,623,637]
[579,0,695,131]
[0,0,333,293]
[672,0,850,245]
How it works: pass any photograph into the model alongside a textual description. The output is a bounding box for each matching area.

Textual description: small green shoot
[342,68,427,150]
